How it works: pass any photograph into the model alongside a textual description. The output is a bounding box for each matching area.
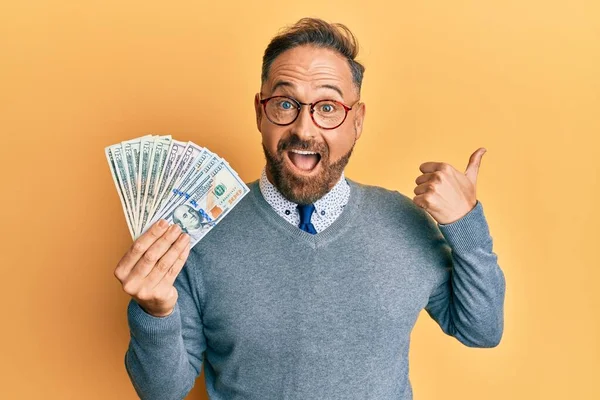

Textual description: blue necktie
[297,204,317,234]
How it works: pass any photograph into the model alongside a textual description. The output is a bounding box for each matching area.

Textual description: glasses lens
[265,97,298,125]
[313,100,346,129]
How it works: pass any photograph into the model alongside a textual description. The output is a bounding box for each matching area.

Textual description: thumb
[465,147,486,184]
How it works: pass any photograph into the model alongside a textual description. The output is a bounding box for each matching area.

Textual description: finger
[418,161,445,174]
[415,172,440,185]
[155,240,191,290]
[413,182,436,196]
[129,223,183,280]
[412,193,431,211]
[465,147,486,183]
[144,233,190,288]
[115,219,169,280]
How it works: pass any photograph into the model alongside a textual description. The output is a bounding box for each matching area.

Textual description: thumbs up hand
[412,147,486,225]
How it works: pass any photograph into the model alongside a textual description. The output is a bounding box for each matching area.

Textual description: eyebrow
[271,80,345,99]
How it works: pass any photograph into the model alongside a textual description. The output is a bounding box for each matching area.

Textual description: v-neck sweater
[124,179,506,400]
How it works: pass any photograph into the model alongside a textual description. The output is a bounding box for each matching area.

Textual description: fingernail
[158,219,167,228]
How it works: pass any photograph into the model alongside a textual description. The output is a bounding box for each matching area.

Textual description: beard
[262,133,355,205]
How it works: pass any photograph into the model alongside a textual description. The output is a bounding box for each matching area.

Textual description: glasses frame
[259,95,359,130]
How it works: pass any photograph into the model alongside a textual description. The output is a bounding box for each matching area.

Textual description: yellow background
[1,0,598,399]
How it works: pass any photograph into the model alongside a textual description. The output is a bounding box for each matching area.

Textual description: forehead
[265,45,355,100]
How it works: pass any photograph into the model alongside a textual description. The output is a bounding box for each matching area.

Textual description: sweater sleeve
[424,200,506,348]
[124,261,206,400]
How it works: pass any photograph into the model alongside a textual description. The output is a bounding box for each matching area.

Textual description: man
[115,17,506,400]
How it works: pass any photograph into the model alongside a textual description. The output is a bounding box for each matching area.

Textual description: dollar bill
[136,135,157,236]
[160,161,249,247]
[150,142,205,221]
[105,146,136,239]
[162,148,215,209]
[106,135,248,246]
[147,140,187,219]
[138,135,172,237]
[151,147,213,220]
[146,151,220,232]
[121,137,145,231]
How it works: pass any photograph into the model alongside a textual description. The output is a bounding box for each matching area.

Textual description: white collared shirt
[258,168,350,233]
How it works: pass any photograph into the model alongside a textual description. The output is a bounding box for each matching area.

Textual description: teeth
[289,150,318,155]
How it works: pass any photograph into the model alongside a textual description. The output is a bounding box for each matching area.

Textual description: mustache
[277,134,328,157]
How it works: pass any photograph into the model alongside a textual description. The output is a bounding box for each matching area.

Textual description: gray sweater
[125,179,506,400]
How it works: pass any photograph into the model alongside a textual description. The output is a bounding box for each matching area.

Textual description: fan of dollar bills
[105,135,249,248]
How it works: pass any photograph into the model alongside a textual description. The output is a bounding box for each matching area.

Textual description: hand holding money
[106,134,248,315]
[113,219,190,317]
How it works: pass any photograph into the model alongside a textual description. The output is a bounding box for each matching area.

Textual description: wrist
[139,303,175,318]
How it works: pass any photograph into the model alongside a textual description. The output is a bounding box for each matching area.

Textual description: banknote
[147,140,188,219]
[121,137,147,230]
[146,150,220,231]
[108,144,138,229]
[105,135,248,246]
[159,161,249,247]
[105,147,135,238]
[161,148,214,210]
[138,135,172,235]
[150,142,205,222]
[136,135,157,236]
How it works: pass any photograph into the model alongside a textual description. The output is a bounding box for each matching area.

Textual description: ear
[254,93,262,132]
[353,102,366,140]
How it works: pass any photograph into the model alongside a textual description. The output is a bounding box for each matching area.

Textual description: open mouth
[286,149,322,173]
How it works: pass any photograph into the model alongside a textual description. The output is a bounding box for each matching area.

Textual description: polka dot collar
[258,167,350,233]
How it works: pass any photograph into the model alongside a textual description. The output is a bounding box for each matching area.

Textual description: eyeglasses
[259,95,359,130]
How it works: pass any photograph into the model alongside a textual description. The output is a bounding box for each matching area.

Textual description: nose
[291,104,317,140]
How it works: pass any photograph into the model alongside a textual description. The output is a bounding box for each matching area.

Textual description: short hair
[261,17,365,94]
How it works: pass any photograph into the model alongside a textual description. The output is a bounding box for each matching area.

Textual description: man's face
[255,45,366,205]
